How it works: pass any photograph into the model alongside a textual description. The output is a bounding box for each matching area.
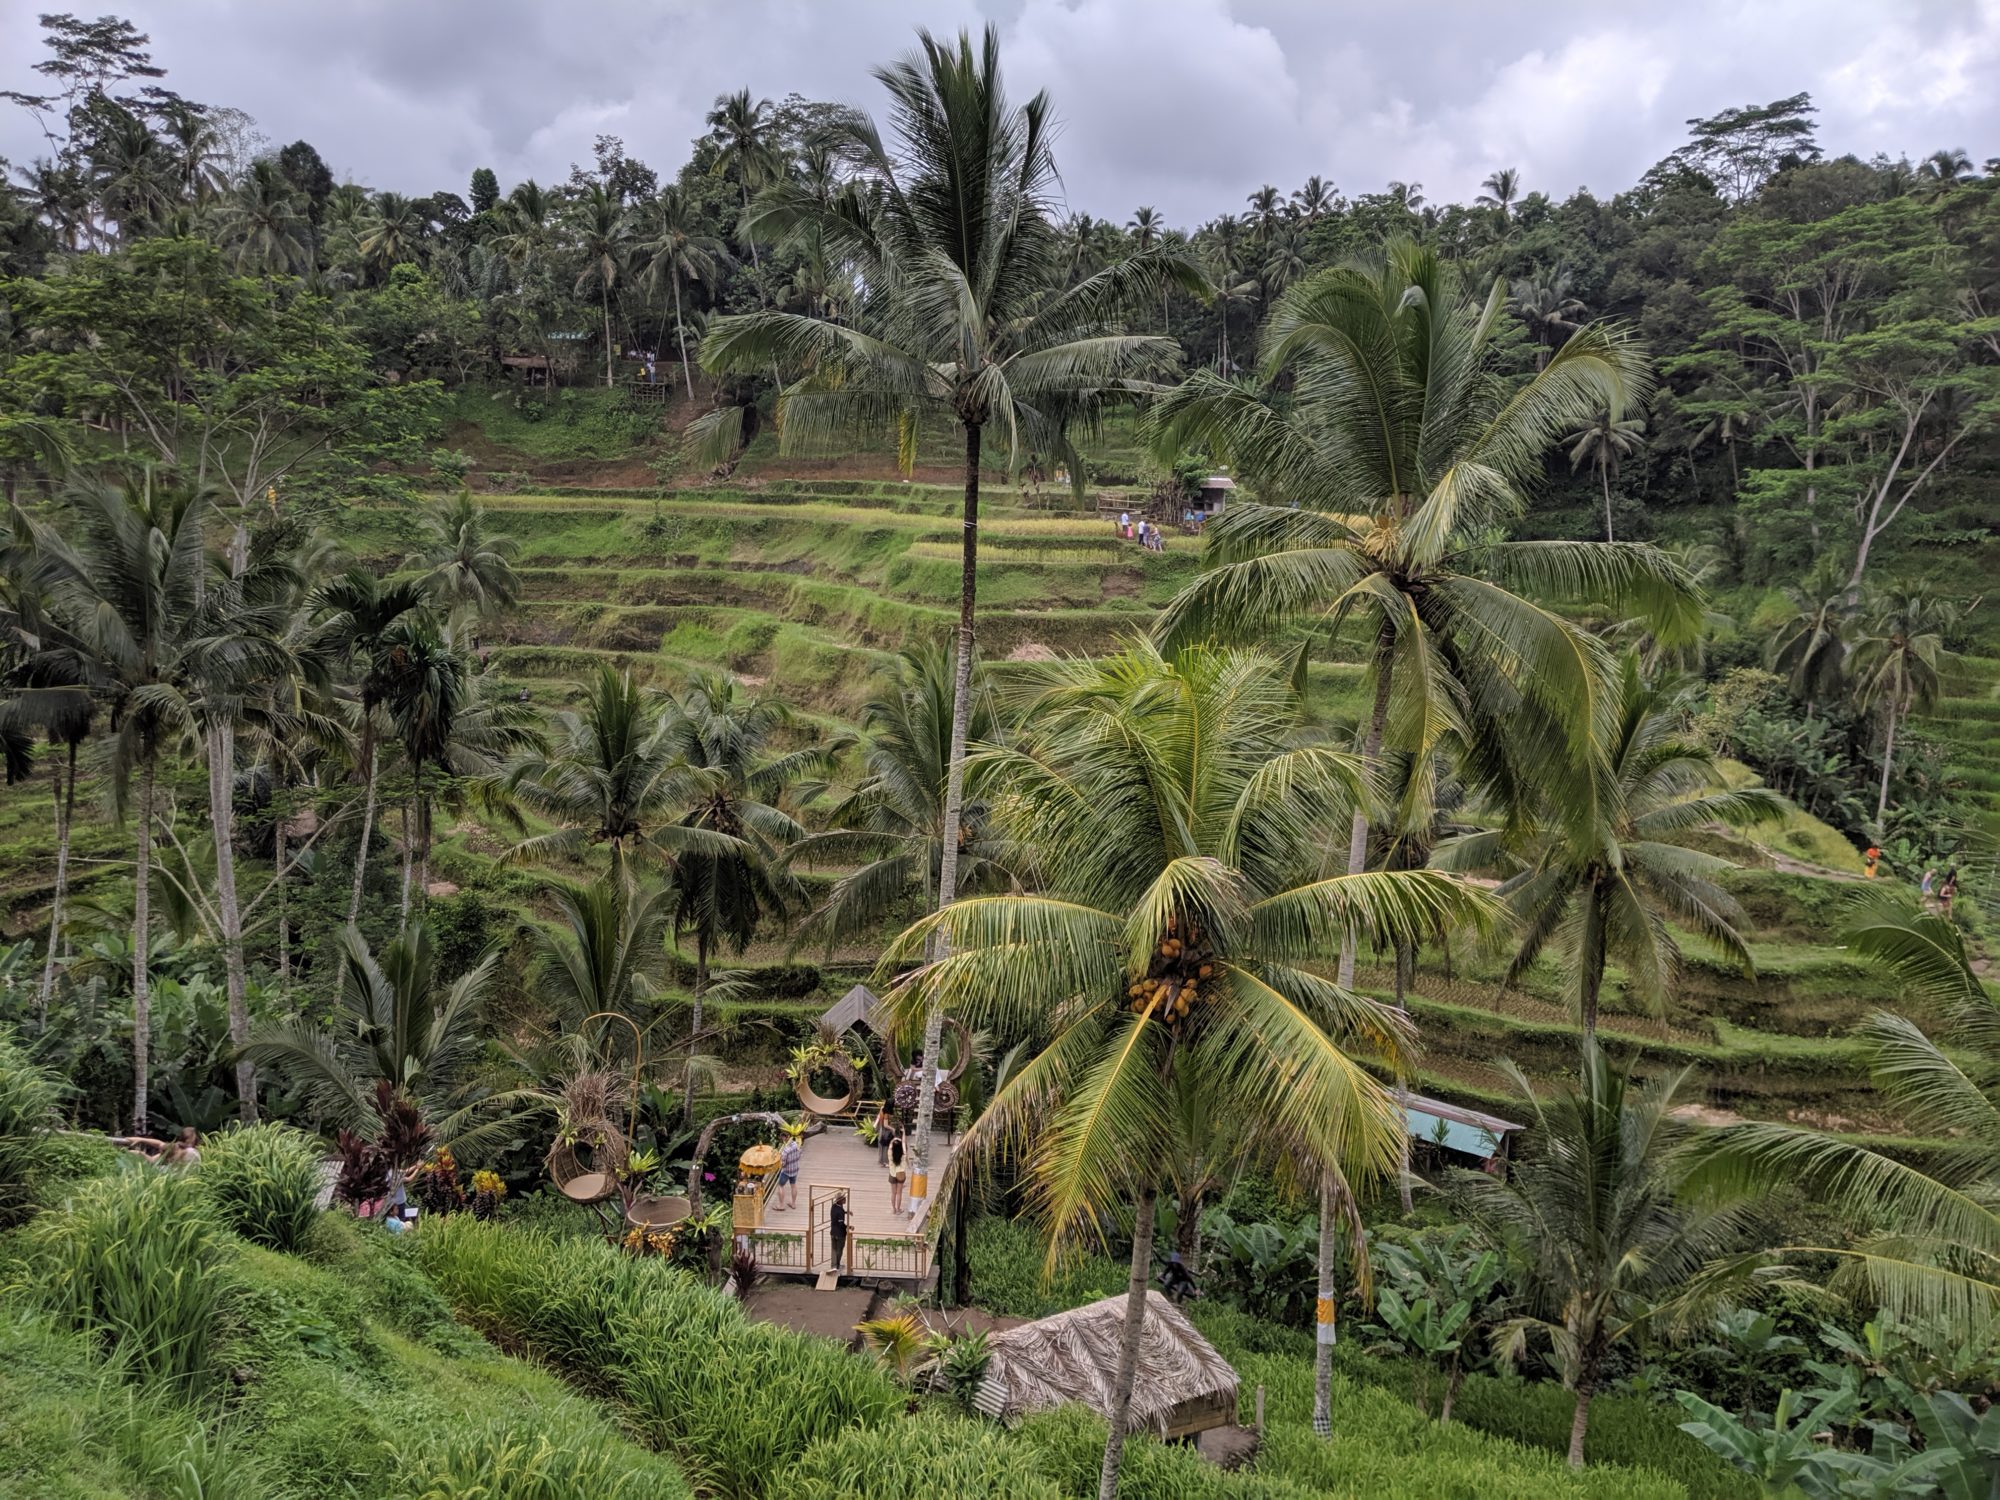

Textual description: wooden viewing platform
[744,1126,953,1283]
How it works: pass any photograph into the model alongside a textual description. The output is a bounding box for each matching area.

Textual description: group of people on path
[1865,846,1962,920]
[1115,511,1168,551]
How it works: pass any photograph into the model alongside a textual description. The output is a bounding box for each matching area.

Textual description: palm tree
[1567,409,1647,542]
[1259,227,1309,301]
[243,922,498,1134]
[1767,569,1853,718]
[1245,183,1286,241]
[636,185,726,398]
[1154,241,1694,1429]
[792,643,1008,947]
[570,183,633,387]
[706,88,781,272]
[1453,1041,1777,1467]
[41,477,281,1132]
[535,874,670,1029]
[219,161,309,275]
[1690,900,2000,1327]
[500,663,730,875]
[405,491,519,623]
[699,24,1201,1189]
[1475,167,1521,222]
[1291,175,1336,220]
[1126,205,1162,250]
[310,568,433,924]
[654,672,822,1123]
[158,100,224,203]
[882,642,1497,1499]
[89,110,171,242]
[358,191,427,282]
[1435,657,1785,1038]
[1918,147,1976,189]
[1510,268,1588,364]
[1849,590,1955,825]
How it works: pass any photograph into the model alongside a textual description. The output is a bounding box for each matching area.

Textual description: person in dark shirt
[829,1192,849,1273]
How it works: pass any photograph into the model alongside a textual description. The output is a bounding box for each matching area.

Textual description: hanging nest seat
[624,1193,692,1231]
[549,1118,626,1205]
[793,1052,858,1118]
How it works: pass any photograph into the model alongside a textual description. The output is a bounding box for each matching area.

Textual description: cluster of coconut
[1126,914,1217,1023]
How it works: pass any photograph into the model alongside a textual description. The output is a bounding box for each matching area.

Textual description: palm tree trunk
[1580,884,1606,1041]
[1312,1171,1343,1435]
[131,756,155,1135]
[1393,942,1415,1215]
[912,419,984,1214]
[37,741,75,1029]
[602,282,615,388]
[207,720,257,1123]
[347,731,377,926]
[1097,1184,1159,1500]
[672,272,694,399]
[274,815,290,993]
[414,766,431,911]
[1875,698,1898,826]
[399,797,415,920]
[683,930,708,1130]
[1600,462,1615,543]
[1567,1357,1599,1468]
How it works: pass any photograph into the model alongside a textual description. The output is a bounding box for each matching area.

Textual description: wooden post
[1255,1385,1266,1434]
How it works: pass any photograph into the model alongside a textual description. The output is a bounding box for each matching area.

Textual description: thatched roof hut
[973,1291,1239,1439]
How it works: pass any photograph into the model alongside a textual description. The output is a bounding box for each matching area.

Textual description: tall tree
[882,642,1495,1499]
[705,88,780,272]
[1154,238,1696,1432]
[1435,657,1784,1039]
[1567,409,1647,542]
[636,185,725,398]
[569,183,633,387]
[1454,1042,1777,1467]
[405,491,519,624]
[699,25,1201,1205]
[1849,590,1955,825]
[1476,167,1521,222]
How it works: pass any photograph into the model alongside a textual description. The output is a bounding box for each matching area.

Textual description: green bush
[0,1030,67,1226]
[23,1166,228,1390]
[965,1216,1127,1318]
[394,1417,687,1500]
[1012,1406,1313,1498]
[775,1416,1062,1500]
[197,1122,326,1251]
[416,1216,901,1498]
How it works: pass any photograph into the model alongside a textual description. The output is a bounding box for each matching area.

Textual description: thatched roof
[973,1291,1238,1434]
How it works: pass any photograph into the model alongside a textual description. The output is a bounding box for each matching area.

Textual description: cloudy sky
[4,0,1997,224]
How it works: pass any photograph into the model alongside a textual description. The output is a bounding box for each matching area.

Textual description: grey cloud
[2,0,1994,223]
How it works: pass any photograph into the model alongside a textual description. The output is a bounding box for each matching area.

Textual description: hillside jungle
[1,15,1999,1500]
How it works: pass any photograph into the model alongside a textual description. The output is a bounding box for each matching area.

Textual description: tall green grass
[390,1418,682,1500]
[21,1166,227,1390]
[0,1030,67,1227]
[195,1122,326,1251]
[774,1416,1064,1500]
[415,1216,899,1499]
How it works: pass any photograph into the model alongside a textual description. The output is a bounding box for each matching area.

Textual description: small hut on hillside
[973,1291,1239,1439]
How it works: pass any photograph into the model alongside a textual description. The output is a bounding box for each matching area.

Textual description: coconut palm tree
[358,191,428,282]
[88,110,172,242]
[498,663,736,876]
[1689,900,2000,1328]
[243,921,498,1134]
[654,671,823,1122]
[39,477,283,1132]
[636,185,726,398]
[535,874,671,1030]
[158,100,224,204]
[309,568,433,924]
[1453,1041,1779,1467]
[792,643,1008,948]
[1291,175,1336,220]
[1510,268,1588,364]
[881,642,1497,1499]
[699,24,1202,1188]
[570,183,634,386]
[1567,409,1647,542]
[1849,590,1955,825]
[1435,657,1785,1038]
[706,88,781,272]
[405,491,518,624]
[218,160,309,275]
[1245,183,1286,241]
[1475,167,1521,223]
[1918,147,1976,189]
[1126,205,1162,250]
[1767,568,1853,718]
[1153,239,1695,1428]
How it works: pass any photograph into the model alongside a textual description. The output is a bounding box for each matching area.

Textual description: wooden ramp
[748,1127,954,1283]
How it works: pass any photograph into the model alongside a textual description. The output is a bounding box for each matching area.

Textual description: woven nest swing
[549,1117,627,1205]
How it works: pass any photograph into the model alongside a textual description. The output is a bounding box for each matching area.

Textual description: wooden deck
[744,1126,952,1282]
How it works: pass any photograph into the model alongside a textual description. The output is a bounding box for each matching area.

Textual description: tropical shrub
[414,1216,900,1498]
[22,1166,228,1390]
[393,1418,681,1500]
[197,1122,327,1250]
[774,1416,1058,1500]
[1200,1207,1320,1326]
[0,1031,68,1226]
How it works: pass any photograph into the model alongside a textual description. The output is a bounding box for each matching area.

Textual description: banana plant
[1676,1388,1947,1499]
[1370,1286,1474,1421]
